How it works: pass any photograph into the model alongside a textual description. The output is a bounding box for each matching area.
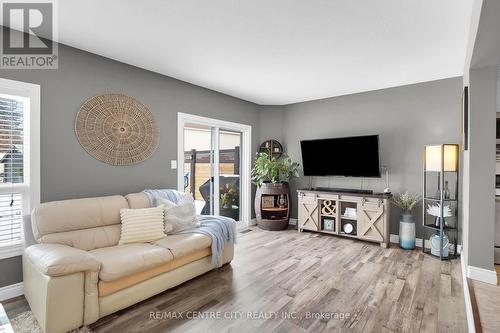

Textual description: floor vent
[240,229,252,234]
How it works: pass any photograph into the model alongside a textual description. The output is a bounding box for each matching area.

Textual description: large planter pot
[220,207,239,221]
[399,213,416,250]
[255,182,290,231]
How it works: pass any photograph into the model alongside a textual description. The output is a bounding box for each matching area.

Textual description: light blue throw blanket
[143,189,236,266]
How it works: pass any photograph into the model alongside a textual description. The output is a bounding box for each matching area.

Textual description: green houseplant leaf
[251,152,299,187]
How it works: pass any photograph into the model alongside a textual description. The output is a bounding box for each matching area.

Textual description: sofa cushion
[119,206,165,245]
[37,225,121,251]
[32,195,128,240]
[98,247,211,296]
[159,197,199,234]
[153,233,211,259]
[90,244,173,281]
[24,243,101,277]
[125,192,151,209]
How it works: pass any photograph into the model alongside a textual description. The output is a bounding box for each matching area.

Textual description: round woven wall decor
[75,94,159,166]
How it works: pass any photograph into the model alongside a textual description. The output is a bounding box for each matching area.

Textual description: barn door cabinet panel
[357,199,389,246]
[298,192,320,231]
[297,189,391,247]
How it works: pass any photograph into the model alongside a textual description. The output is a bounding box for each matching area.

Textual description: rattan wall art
[75,93,159,166]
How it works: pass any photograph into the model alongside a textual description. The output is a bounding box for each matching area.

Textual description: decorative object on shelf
[278,194,287,208]
[252,152,299,230]
[430,233,449,257]
[341,220,356,235]
[423,144,459,260]
[444,181,450,199]
[321,200,336,216]
[323,219,334,231]
[393,191,420,250]
[259,139,283,159]
[75,93,159,166]
[426,203,452,227]
[343,207,357,219]
[262,196,275,209]
[381,165,391,194]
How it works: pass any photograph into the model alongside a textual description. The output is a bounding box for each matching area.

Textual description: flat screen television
[300,135,381,177]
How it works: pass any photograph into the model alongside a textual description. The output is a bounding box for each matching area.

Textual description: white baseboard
[0,282,23,302]
[461,256,476,333]
[389,234,423,248]
[467,265,498,285]
[389,234,462,253]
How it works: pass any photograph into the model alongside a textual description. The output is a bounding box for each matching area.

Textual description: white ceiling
[54,1,473,104]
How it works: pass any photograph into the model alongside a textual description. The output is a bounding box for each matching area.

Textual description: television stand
[297,189,390,247]
[313,187,373,195]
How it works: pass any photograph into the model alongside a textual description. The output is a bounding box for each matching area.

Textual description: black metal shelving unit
[422,144,459,260]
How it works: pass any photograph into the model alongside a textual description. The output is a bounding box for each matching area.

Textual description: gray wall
[259,78,463,237]
[257,105,285,143]
[466,66,496,271]
[460,0,500,272]
[0,42,260,288]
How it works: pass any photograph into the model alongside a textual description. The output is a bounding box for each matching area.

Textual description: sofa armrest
[24,243,100,277]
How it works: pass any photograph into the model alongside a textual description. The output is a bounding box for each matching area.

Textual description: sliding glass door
[217,129,242,220]
[182,123,214,215]
[181,121,243,221]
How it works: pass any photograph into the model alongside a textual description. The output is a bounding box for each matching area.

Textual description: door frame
[177,112,252,225]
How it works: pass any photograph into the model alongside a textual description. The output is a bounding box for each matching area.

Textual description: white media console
[297,189,391,247]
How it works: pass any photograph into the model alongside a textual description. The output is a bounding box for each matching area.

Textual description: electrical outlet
[170,160,177,169]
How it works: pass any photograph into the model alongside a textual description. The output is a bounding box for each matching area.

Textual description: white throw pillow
[119,205,166,244]
[159,196,199,233]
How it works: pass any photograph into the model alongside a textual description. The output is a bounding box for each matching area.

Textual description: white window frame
[177,112,252,225]
[0,78,40,260]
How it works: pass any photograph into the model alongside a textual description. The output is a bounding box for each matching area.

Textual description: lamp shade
[424,144,458,172]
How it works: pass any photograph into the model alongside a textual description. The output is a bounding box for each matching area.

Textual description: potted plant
[251,152,299,230]
[393,191,420,249]
[219,183,239,220]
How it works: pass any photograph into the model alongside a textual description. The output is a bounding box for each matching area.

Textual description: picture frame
[261,196,275,208]
[323,219,334,230]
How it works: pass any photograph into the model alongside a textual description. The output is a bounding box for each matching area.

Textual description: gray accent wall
[466,66,496,271]
[0,42,260,288]
[259,78,463,237]
[459,0,500,272]
[257,105,285,143]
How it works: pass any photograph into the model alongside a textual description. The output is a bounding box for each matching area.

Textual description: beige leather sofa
[23,192,234,333]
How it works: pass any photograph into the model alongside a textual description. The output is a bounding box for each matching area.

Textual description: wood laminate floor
[5,226,467,333]
[471,279,500,333]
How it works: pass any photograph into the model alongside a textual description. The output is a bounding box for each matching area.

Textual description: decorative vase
[430,234,449,257]
[399,212,416,250]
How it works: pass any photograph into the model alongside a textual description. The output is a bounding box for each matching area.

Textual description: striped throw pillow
[119,205,166,244]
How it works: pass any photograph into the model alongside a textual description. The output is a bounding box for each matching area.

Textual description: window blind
[0,96,24,246]
[0,193,22,244]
